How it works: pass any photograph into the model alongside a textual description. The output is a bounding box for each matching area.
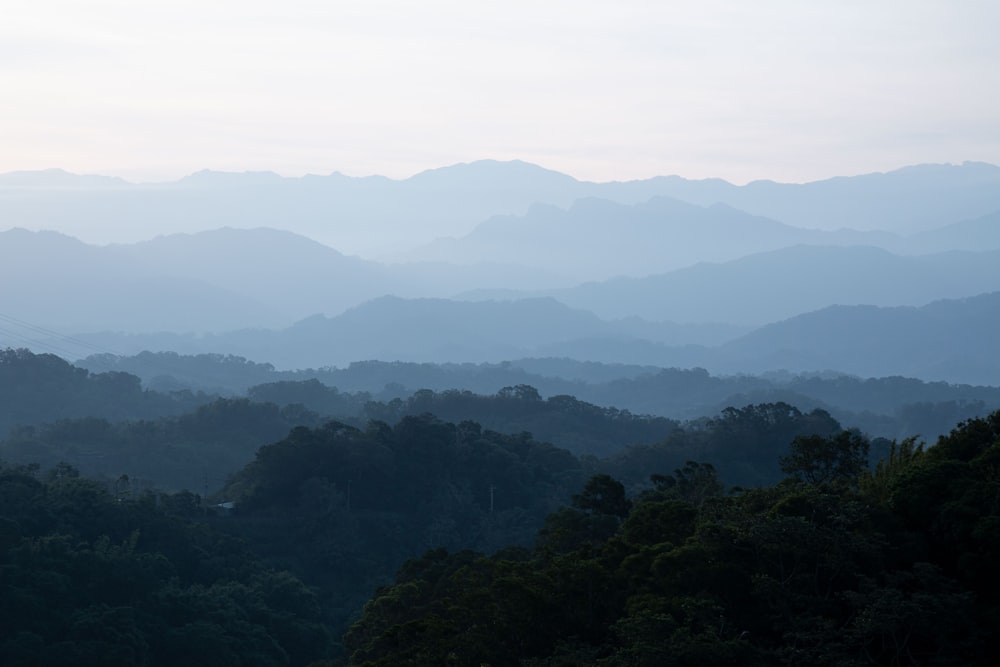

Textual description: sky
[2,0,999,184]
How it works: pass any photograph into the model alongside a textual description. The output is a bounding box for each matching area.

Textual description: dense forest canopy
[3,345,1000,664]
[340,411,1000,666]
[0,462,331,665]
[78,350,1000,440]
[3,348,995,488]
[3,347,866,495]
[3,408,998,665]
[0,348,208,436]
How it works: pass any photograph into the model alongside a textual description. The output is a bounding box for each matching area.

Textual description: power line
[0,322,90,359]
[0,311,126,358]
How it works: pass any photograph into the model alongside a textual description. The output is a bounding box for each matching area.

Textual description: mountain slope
[404,196,899,279]
[0,228,277,333]
[219,296,676,369]
[0,228,574,339]
[897,210,1000,254]
[107,227,396,324]
[535,245,1000,324]
[713,292,1000,384]
[58,290,1000,386]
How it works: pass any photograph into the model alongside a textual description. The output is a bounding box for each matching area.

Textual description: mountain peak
[406,159,580,188]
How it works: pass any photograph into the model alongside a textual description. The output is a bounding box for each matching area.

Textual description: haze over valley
[4,2,1000,663]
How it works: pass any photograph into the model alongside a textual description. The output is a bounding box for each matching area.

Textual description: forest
[2,347,998,665]
[5,6,1000,664]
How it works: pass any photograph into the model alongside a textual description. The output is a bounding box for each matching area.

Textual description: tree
[780,429,870,486]
[572,474,631,519]
[498,384,543,401]
[649,461,724,505]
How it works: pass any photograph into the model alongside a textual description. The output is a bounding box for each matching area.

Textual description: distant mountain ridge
[404,196,902,279]
[643,161,1000,233]
[711,292,1000,385]
[897,211,1000,254]
[0,168,130,188]
[0,228,278,333]
[4,227,1000,369]
[69,349,1000,444]
[461,245,1000,325]
[0,227,571,332]
[49,290,1000,386]
[3,159,998,387]
[3,160,999,254]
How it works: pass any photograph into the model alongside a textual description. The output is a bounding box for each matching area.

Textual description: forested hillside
[0,462,332,665]
[4,347,995,495]
[0,348,206,435]
[4,405,998,664]
[78,350,1000,441]
[4,345,1000,663]
[341,411,1000,666]
[0,399,323,493]
[6,402,847,652]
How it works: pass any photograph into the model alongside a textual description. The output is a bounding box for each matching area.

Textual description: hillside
[73,350,1000,442]
[714,292,1000,384]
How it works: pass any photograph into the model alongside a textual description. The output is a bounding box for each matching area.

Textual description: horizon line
[2,159,997,188]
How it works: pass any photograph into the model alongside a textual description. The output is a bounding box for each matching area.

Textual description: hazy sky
[3,0,998,183]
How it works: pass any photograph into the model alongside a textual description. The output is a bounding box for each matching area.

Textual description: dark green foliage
[537,506,622,554]
[78,351,1000,443]
[885,413,1000,602]
[362,386,680,457]
[603,402,844,489]
[0,397,322,493]
[7,347,1000,666]
[248,379,371,419]
[0,463,332,666]
[572,474,631,518]
[779,429,871,486]
[0,348,207,436]
[83,350,281,394]
[30,401,855,646]
[344,412,1000,666]
[216,414,588,645]
[648,461,725,505]
[859,436,925,504]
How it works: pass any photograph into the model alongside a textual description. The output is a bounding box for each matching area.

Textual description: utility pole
[489,484,495,514]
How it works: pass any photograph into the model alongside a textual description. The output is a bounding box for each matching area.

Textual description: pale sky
[2,0,998,184]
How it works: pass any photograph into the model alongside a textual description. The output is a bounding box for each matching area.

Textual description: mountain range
[2,159,999,386]
[400,196,900,280]
[465,244,1000,325]
[4,224,1000,337]
[46,291,1000,386]
[4,160,1000,256]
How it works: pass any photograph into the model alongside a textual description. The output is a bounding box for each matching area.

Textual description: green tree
[780,429,870,486]
[649,461,724,505]
[572,474,631,519]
